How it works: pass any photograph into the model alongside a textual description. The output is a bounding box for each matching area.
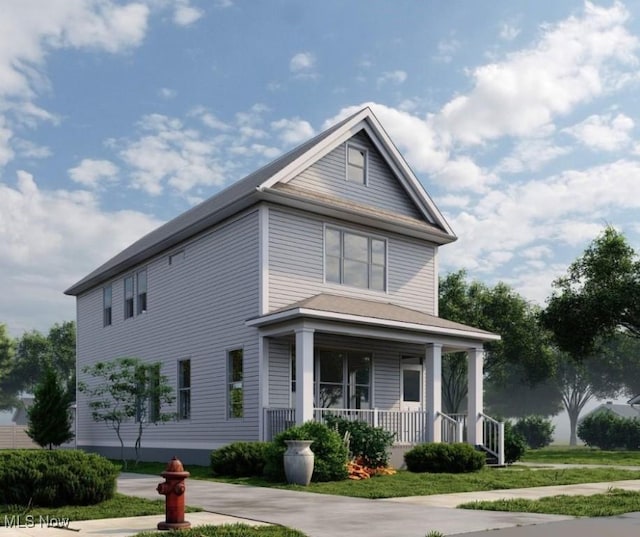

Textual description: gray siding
[268,207,436,313]
[76,210,261,452]
[268,339,292,407]
[288,131,423,220]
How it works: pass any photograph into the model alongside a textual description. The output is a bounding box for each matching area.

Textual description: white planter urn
[284,440,314,486]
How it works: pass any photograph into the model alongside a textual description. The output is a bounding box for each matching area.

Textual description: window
[124,275,134,319]
[228,349,243,418]
[325,227,386,291]
[346,144,367,184]
[315,350,371,410]
[103,285,112,326]
[178,359,191,420]
[147,364,161,422]
[137,269,147,314]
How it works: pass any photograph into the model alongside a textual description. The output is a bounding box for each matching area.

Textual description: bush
[0,449,118,506]
[323,416,395,468]
[504,421,527,464]
[263,422,348,482]
[578,412,640,450]
[210,442,269,477]
[513,415,555,449]
[404,442,485,473]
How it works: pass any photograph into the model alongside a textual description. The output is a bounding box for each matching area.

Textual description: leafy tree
[439,271,557,414]
[79,357,175,467]
[0,324,18,411]
[543,226,640,358]
[8,321,76,399]
[27,364,74,449]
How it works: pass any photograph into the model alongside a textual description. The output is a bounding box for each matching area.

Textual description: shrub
[504,421,527,464]
[210,442,269,477]
[0,449,118,506]
[404,442,485,473]
[323,415,395,468]
[513,415,555,449]
[263,421,349,482]
[578,412,640,450]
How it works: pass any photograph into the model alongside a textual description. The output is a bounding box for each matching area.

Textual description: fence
[0,425,39,449]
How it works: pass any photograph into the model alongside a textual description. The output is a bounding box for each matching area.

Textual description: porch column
[425,343,442,442]
[467,347,484,446]
[295,326,315,424]
[258,335,269,441]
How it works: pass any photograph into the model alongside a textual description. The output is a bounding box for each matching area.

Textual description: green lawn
[522,447,640,466]
[123,461,640,499]
[459,488,640,516]
[0,493,201,525]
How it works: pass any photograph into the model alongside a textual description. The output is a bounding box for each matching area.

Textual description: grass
[122,461,640,499]
[0,493,201,525]
[459,488,640,516]
[522,447,640,466]
[133,524,307,537]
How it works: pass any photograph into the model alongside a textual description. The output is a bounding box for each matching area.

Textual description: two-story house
[66,108,502,465]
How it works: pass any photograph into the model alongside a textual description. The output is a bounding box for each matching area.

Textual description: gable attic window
[325,226,386,291]
[124,275,134,319]
[346,144,367,184]
[137,268,147,314]
[103,285,112,327]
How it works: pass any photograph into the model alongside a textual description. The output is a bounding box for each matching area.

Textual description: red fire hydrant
[157,456,191,530]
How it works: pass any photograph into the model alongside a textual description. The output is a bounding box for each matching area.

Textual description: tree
[543,226,640,358]
[27,364,74,449]
[8,321,76,399]
[439,271,557,414]
[80,357,175,467]
[0,324,18,411]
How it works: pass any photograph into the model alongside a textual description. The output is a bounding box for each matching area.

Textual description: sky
[2,0,640,339]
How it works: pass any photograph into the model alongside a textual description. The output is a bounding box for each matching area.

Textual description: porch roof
[246,294,500,342]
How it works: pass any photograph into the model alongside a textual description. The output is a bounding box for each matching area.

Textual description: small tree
[80,357,175,467]
[27,363,74,449]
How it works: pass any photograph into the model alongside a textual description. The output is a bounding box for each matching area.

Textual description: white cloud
[173,0,204,26]
[0,118,14,166]
[14,139,51,159]
[500,23,521,41]
[434,157,499,193]
[436,2,638,145]
[290,52,315,73]
[271,117,315,145]
[0,171,161,334]
[189,107,231,131]
[68,159,119,188]
[498,138,571,174]
[376,70,408,87]
[433,38,460,63]
[563,112,634,151]
[158,87,176,99]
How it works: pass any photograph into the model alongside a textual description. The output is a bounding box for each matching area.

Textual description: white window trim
[226,346,245,420]
[323,224,388,292]
[136,267,148,315]
[345,143,368,185]
[124,274,135,320]
[177,358,191,421]
[103,284,112,327]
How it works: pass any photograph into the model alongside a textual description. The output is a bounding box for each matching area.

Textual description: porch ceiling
[246,293,499,349]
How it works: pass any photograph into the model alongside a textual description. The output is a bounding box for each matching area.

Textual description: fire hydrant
[157,456,191,530]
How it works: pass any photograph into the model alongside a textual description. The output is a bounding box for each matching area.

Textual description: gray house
[66,108,502,465]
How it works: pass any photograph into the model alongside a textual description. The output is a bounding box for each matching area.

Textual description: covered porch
[247,294,504,465]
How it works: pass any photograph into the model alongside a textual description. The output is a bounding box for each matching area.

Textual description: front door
[401,363,422,411]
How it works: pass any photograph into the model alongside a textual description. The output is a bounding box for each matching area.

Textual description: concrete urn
[284,440,314,486]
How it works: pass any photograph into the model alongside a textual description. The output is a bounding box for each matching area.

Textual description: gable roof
[581,402,640,421]
[65,107,455,296]
[246,293,500,343]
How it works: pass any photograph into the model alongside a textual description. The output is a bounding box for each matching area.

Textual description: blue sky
[2,0,640,336]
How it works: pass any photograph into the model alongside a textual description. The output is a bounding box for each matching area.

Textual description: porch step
[475,445,502,467]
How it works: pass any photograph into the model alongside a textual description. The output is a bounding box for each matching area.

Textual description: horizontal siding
[268,207,435,313]
[76,210,261,450]
[268,339,292,407]
[289,131,423,219]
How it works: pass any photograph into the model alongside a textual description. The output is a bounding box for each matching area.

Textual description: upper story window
[124,275,134,319]
[103,285,112,327]
[228,349,244,419]
[178,359,191,420]
[137,269,147,314]
[346,144,367,184]
[325,227,386,291]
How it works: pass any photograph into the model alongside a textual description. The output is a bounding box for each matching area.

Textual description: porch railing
[263,407,295,440]
[480,412,505,466]
[437,411,463,443]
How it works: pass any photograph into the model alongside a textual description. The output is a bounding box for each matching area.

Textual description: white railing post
[373,408,379,428]
[498,421,505,466]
